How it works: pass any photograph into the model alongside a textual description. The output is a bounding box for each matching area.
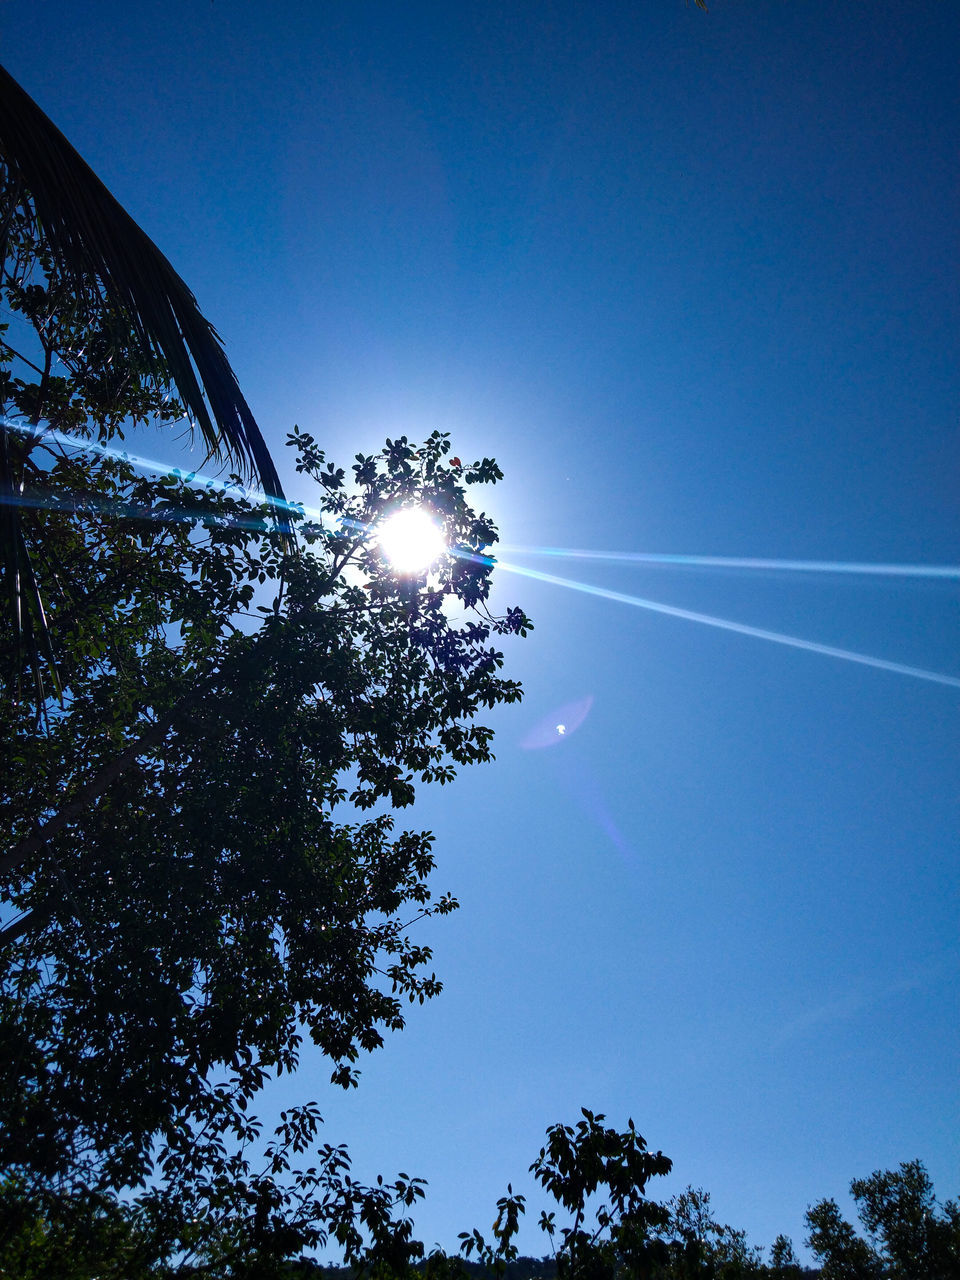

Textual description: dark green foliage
[3,1093,954,1280]
[0,69,289,705]
[526,1110,673,1280]
[0,418,529,1190]
[0,190,531,1268]
[769,1235,804,1279]
[650,1186,765,1278]
[805,1200,883,1280]
[0,1177,158,1279]
[805,1161,960,1280]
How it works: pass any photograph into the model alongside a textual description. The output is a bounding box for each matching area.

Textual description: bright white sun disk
[379,508,446,574]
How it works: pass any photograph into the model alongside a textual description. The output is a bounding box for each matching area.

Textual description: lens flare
[0,416,314,523]
[499,561,960,691]
[522,695,594,749]
[5,417,955,690]
[500,545,960,581]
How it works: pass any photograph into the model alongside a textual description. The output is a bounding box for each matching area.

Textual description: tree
[645,1186,765,1278]
[805,1161,960,1280]
[441,1110,674,1280]
[0,1113,674,1279]
[0,421,530,1191]
[850,1161,960,1279]
[0,1177,156,1280]
[768,1235,803,1279]
[0,198,531,1254]
[0,63,288,697]
[525,1109,673,1279]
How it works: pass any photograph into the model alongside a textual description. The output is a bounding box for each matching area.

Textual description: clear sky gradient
[4,0,957,1261]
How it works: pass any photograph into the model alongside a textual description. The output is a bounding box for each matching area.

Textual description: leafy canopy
[0,192,530,1216]
[805,1160,960,1280]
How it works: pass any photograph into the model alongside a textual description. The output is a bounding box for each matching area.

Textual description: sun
[378,507,447,574]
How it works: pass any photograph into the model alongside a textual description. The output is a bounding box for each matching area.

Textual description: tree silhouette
[0,64,287,699]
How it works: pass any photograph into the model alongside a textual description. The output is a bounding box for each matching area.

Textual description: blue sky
[4,0,957,1260]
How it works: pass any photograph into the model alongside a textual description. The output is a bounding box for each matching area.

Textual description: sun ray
[2,416,319,521]
[499,546,960,581]
[497,561,960,691]
[5,420,956,689]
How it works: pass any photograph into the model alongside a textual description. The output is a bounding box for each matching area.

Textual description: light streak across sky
[5,418,956,689]
[499,546,960,581]
[497,560,960,691]
[1,416,310,515]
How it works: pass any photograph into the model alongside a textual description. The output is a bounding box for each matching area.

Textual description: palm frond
[0,63,286,510]
[0,428,60,711]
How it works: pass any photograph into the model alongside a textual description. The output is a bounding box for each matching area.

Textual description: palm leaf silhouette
[0,64,284,499]
[0,64,288,705]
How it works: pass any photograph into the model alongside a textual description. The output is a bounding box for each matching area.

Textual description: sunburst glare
[378,508,446,574]
[5,418,955,689]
